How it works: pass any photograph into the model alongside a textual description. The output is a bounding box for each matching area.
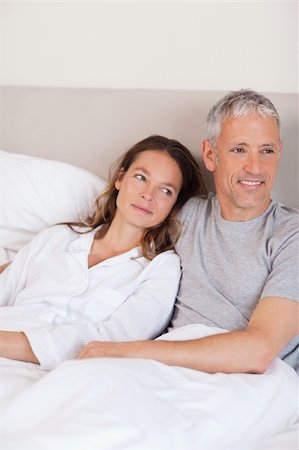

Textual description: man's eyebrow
[260,143,276,148]
[227,142,249,147]
[227,142,277,148]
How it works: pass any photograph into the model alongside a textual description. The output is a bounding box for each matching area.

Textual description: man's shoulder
[273,201,299,217]
[178,192,216,220]
[270,201,299,230]
[263,202,299,250]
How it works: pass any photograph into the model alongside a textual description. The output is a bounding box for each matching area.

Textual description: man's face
[203,113,281,221]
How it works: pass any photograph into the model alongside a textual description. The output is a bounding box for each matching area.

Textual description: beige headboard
[0,86,298,209]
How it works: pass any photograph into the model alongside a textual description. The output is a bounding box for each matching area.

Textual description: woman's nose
[140,186,154,201]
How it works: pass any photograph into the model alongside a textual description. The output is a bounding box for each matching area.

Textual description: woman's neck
[89,217,143,265]
[101,220,142,252]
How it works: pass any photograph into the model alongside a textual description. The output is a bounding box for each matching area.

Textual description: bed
[0,87,298,449]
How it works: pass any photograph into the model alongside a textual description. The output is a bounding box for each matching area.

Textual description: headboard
[0,86,298,209]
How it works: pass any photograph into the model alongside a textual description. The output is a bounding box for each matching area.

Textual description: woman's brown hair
[65,135,207,259]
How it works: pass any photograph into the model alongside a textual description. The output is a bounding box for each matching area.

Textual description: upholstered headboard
[0,86,298,208]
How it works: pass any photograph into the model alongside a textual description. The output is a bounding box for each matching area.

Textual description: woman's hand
[0,262,10,273]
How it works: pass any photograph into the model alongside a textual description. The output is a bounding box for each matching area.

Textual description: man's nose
[243,153,261,174]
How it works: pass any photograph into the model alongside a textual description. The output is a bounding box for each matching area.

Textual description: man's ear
[202,140,216,172]
[115,167,125,191]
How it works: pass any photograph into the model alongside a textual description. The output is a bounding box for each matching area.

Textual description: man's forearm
[77,329,273,374]
[149,330,274,373]
[76,297,299,373]
[0,331,39,364]
[114,297,298,373]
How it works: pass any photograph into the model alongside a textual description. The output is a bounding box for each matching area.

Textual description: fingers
[76,341,105,360]
[76,349,86,359]
[75,341,122,360]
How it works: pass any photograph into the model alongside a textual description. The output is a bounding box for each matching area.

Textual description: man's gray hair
[207,89,281,147]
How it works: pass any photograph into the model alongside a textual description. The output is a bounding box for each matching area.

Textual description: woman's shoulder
[133,250,180,285]
[35,223,72,238]
[31,224,80,248]
[145,250,180,271]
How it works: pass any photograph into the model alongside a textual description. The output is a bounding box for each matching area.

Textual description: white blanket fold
[0,325,297,450]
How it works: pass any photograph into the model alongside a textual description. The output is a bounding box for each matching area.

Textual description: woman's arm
[89,252,181,341]
[22,252,181,369]
[0,228,56,307]
[0,245,37,307]
[0,331,39,363]
[0,228,59,363]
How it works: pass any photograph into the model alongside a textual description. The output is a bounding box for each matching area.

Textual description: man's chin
[234,197,271,215]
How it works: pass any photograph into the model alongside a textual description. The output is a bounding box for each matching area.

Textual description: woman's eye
[160,187,172,196]
[135,174,146,181]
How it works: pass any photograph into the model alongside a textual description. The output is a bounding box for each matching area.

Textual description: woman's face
[114,150,183,231]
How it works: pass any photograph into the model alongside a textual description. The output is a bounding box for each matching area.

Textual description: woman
[0,135,207,369]
[0,263,9,272]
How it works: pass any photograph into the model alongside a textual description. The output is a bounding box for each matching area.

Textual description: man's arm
[77,297,299,373]
[0,331,39,364]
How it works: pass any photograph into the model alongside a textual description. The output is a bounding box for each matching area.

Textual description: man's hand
[76,297,298,374]
[77,341,128,359]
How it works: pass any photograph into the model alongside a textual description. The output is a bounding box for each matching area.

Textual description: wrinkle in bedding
[0,325,297,450]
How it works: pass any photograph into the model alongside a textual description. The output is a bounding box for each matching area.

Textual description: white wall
[0,1,297,93]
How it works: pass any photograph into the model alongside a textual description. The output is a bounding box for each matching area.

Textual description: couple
[0,89,298,374]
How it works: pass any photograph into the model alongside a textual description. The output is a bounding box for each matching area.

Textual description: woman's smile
[131,203,153,215]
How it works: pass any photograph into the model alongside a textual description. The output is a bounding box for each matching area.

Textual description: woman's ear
[115,167,125,191]
[202,140,217,172]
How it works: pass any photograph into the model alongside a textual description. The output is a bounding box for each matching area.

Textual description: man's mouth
[239,180,263,186]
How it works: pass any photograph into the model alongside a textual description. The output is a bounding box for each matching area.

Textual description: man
[77,89,299,374]
[5,88,294,375]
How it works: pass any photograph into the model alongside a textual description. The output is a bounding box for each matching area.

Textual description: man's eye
[262,148,275,154]
[231,147,245,153]
[135,174,146,181]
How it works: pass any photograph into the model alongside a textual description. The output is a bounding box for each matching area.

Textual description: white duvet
[0,324,298,450]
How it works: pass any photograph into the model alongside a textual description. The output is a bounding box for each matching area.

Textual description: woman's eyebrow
[133,166,150,175]
[133,166,178,190]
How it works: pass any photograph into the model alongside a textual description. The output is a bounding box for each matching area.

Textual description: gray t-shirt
[171,193,299,372]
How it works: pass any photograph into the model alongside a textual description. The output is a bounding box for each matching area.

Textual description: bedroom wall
[0,1,298,208]
[0,1,297,93]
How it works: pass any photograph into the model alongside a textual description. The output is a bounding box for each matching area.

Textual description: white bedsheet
[0,246,14,265]
[0,324,298,450]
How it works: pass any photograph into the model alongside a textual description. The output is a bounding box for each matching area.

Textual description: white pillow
[0,150,106,262]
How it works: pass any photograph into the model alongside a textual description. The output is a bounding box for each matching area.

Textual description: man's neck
[218,198,272,222]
